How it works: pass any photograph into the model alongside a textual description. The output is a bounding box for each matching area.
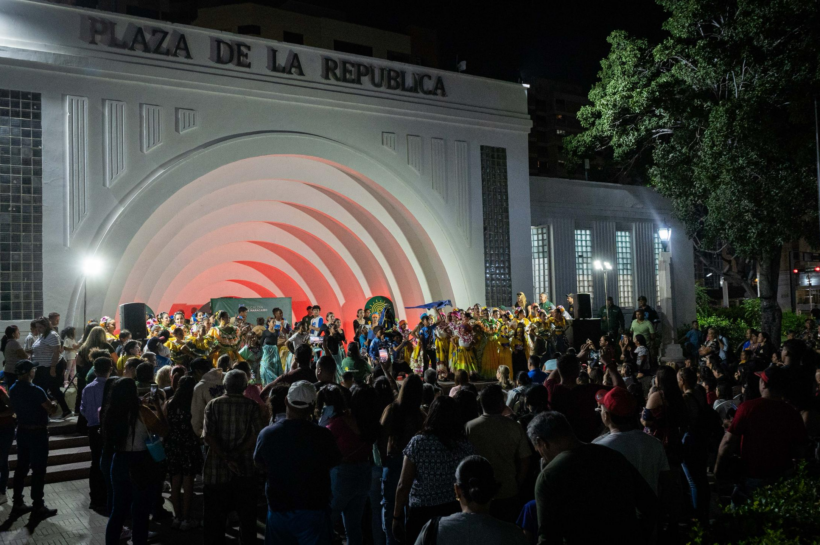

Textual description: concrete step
[9,445,91,471]
[9,433,89,455]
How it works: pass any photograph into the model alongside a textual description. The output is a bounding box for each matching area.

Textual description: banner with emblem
[364,296,396,330]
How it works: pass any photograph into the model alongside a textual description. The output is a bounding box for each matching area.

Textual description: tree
[565,0,820,342]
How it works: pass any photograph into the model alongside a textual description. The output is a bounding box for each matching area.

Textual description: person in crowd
[326,385,381,545]
[714,381,737,426]
[465,384,531,523]
[449,369,470,398]
[202,370,265,544]
[155,365,172,391]
[135,361,156,396]
[527,411,658,544]
[415,455,527,545]
[79,356,113,512]
[368,325,392,369]
[0,373,14,506]
[60,326,79,386]
[116,339,141,374]
[315,354,340,391]
[340,371,355,390]
[642,366,689,470]
[593,387,670,495]
[678,366,712,521]
[497,365,514,392]
[270,344,315,387]
[342,341,372,384]
[30,317,71,419]
[323,320,346,379]
[122,357,141,380]
[164,376,203,530]
[266,384,289,425]
[254,380,342,544]
[715,366,807,503]
[102,378,167,545]
[259,316,285,384]
[190,356,225,438]
[506,372,532,415]
[598,296,624,337]
[527,355,547,385]
[2,325,27,388]
[115,330,132,357]
[682,320,702,361]
[393,396,476,544]
[630,309,655,347]
[9,360,59,517]
[755,332,774,363]
[380,374,425,545]
[75,326,115,420]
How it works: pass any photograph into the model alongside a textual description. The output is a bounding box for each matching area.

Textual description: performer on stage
[452,312,477,376]
[207,310,242,365]
[172,311,190,336]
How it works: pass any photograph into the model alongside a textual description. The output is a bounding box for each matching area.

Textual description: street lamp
[659,225,672,252]
[81,256,104,327]
[594,260,613,307]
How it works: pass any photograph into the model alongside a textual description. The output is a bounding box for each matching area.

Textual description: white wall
[0,0,532,331]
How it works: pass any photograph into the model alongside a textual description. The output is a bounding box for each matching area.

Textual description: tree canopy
[565,0,820,338]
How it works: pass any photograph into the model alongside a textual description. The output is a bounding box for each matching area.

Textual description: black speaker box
[575,293,592,319]
[120,302,148,340]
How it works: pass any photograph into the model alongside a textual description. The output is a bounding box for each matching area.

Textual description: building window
[654,231,662,306]
[616,230,634,308]
[283,31,303,45]
[237,25,261,35]
[575,229,593,305]
[0,89,44,321]
[532,226,551,303]
[334,40,373,57]
[481,146,512,307]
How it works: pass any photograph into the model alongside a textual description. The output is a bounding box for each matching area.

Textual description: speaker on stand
[119,302,148,340]
[574,293,592,319]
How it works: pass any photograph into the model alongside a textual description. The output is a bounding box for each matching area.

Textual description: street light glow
[593,260,603,271]
[658,226,671,242]
[82,256,104,277]
[604,261,613,271]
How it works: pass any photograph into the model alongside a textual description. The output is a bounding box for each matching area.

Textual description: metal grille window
[480,146,512,307]
[0,89,43,321]
[654,232,662,306]
[616,230,634,308]
[531,226,550,302]
[575,229,593,304]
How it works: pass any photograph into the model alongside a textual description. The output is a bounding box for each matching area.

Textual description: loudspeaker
[572,318,601,351]
[120,302,148,340]
[574,293,592,319]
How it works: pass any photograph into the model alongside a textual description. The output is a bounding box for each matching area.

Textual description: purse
[145,434,166,462]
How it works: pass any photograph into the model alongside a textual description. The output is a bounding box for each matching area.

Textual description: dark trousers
[0,426,15,494]
[422,349,437,371]
[33,366,70,414]
[105,451,158,545]
[405,501,460,545]
[100,446,114,516]
[204,477,258,545]
[88,425,105,506]
[13,429,48,507]
[75,363,91,414]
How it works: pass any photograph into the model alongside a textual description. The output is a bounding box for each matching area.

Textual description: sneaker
[30,505,58,518]
[171,518,181,530]
[179,520,200,531]
[10,502,32,515]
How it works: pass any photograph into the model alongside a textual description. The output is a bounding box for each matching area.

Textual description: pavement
[0,479,251,545]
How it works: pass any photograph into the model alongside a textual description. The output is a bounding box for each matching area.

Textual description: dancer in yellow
[452,312,478,376]
[207,310,243,365]
[497,320,513,373]
[480,309,501,380]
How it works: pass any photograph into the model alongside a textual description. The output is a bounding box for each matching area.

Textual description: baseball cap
[595,387,636,417]
[15,360,38,375]
[755,366,787,389]
[287,380,317,408]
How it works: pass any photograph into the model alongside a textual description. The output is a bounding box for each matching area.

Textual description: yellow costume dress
[207,325,243,365]
[434,328,450,366]
[452,326,477,375]
[497,326,513,372]
[165,338,192,366]
[480,320,501,379]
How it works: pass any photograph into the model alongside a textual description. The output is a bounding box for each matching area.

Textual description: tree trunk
[758,246,783,347]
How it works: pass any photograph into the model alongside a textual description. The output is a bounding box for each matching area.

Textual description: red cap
[595,387,637,417]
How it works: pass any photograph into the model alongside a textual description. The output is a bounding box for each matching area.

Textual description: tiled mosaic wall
[0,89,43,321]
[480,145,512,307]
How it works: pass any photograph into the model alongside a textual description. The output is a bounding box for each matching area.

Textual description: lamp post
[81,256,103,327]
[593,260,613,306]
[656,225,683,363]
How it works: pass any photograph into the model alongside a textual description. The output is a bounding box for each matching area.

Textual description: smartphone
[150,384,158,394]
[379,349,388,363]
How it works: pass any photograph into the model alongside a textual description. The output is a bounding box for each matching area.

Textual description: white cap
[287,380,317,408]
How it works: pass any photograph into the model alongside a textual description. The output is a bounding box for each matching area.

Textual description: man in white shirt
[592,387,669,495]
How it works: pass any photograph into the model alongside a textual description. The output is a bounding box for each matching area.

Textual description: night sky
[272,0,670,89]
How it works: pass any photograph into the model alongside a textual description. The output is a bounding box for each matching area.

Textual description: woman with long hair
[99,377,119,515]
[2,325,27,388]
[642,366,689,467]
[164,376,202,530]
[379,375,425,545]
[75,327,116,419]
[392,396,476,544]
[449,369,470,398]
[327,385,381,545]
[496,365,514,391]
[103,378,167,545]
[510,323,530,377]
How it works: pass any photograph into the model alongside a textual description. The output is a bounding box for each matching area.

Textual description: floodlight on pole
[604,261,613,271]
[593,260,603,271]
[81,255,104,327]
[659,225,672,252]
